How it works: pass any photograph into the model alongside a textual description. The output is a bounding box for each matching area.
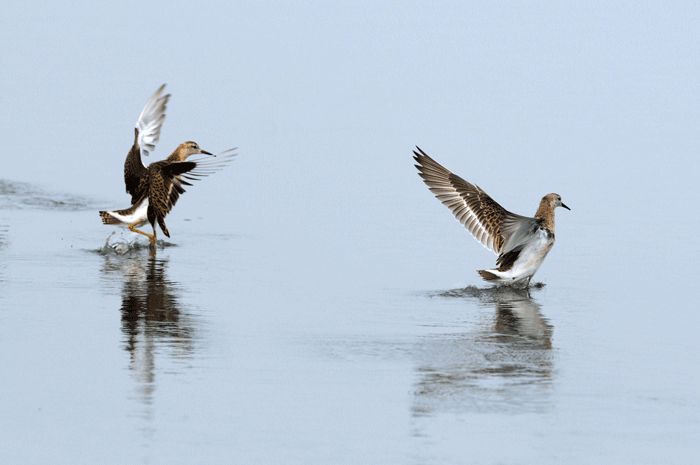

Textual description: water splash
[428,283,545,300]
[97,232,177,255]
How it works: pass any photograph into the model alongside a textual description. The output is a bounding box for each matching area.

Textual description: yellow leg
[128,223,157,249]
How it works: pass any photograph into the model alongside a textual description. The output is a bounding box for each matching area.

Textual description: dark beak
[201,149,214,156]
[562,203,571,211]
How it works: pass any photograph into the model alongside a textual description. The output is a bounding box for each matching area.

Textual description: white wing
[136,84,170,157]
[181,149,238,183]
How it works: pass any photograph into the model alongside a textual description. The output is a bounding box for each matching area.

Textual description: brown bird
[413,147,569,286]
[99,85,235,248]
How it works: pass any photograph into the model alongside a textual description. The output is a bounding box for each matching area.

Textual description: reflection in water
[0,221,7,283]
[0,222,7,247]
[412,286,554,417]
[100,251,199,409]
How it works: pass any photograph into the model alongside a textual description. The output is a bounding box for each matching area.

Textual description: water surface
[2,1,699,464]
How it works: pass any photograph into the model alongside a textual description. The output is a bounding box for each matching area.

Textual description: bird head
[544,193,570,211]
[168,141,214,162]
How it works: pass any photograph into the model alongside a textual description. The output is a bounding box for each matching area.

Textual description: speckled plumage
[99,85,236,248]
[413,147,569,286]
[101,143,235,246]
[141,153,198,239]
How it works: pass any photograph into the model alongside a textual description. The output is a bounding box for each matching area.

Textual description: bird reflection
[100,251,198,408]
[0,222,8,283]
[412,286,554,417]
[487,287,552,349]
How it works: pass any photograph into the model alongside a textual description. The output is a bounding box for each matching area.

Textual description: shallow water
[2,1,700,464]
[1,175,698,464]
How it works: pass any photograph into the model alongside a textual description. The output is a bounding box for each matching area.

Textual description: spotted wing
[124,85,170,202]
[413,146,539,255]
[147,151,237,221]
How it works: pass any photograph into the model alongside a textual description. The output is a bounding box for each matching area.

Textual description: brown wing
[128,168,151,206]
[413,146,538,255]
[146,162,184,226]
[147,152,236,222]
[124,130,149,204]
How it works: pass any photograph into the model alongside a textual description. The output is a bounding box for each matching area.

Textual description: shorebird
[413,147,569,286]
[99,85,236,248]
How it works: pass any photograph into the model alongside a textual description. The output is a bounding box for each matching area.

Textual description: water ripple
[0,179,96,211]
[412,285,555,416]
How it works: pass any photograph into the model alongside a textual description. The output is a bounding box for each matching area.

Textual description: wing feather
[146,151,237,221]
[124,85,170,203]
[413,146,539,255]
[136,84,170,158]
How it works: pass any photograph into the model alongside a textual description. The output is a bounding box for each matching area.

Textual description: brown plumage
[413,146,533,255]
[124,134,150,205]
[99,211,122,225]
[477,270,500,281]
[534,194,562,233]
[100,85,236,249]
[128,142,235,245]
[414,146,570,285]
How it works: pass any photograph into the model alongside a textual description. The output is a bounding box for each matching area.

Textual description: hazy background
[1,1,699,464]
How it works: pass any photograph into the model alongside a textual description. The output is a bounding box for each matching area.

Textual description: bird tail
[99,211,121,225]
[477,270,500,281]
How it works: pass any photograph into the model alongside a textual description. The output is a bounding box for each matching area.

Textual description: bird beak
[562,203,571,210]
[200,149,214,156]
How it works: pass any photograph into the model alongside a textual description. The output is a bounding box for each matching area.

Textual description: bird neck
[166,146,189,162]
[534,199,556,232]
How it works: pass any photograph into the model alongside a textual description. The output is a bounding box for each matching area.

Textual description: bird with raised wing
[99,85,236,248]
[413,147,569,286]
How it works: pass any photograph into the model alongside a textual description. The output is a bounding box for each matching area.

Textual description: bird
[99,85,236,248]
[413,146,569,286]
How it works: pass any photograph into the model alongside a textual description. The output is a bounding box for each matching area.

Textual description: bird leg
[128,222,156,248]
